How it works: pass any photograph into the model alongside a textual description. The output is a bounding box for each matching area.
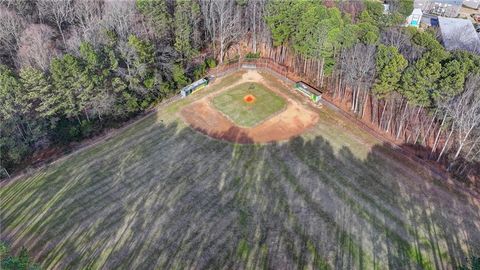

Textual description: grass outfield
[212,82,286,127]
[1,71,479,269]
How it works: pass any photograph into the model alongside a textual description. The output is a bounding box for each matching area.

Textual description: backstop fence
[208,58,314,91]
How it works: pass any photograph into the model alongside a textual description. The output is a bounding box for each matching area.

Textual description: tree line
[1,0,479,180]
[261,0,480,179]
[0,0,208,176]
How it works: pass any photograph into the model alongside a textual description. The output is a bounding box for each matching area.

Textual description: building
[438,17,480,53]
[407,8,423,27]
[294,82,322,103]
[414,0,463,17]
[180,77,210,98]
[463,0,480,9]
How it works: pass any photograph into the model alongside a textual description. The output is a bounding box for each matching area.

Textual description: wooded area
[0,0,479,181]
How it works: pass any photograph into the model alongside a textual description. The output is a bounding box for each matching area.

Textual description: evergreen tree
[136,0,172,39]
[19,67,56,123]
[50,54,83,122]
[373,45,408,98]
[265,0,300,47]
[174,0,199,61]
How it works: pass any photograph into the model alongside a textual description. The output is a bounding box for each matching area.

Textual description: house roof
[438,17,480,53]
[296,81,323,96]
[463,0,480,8]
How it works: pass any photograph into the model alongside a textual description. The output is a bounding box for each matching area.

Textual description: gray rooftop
[438,17,480,54]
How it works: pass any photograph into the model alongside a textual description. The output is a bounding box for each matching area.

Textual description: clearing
[0,70,479,270]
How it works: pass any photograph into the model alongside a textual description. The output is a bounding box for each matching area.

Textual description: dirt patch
[180,71,319,144]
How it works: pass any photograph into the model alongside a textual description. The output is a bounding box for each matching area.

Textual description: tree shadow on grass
[1,120,479,269]
[190,125,254,144]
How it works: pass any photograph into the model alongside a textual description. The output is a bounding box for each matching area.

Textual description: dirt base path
[180,70,319,144]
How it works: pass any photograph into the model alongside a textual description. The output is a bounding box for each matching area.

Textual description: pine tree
[373,45,408,98]
[50,54,83,123]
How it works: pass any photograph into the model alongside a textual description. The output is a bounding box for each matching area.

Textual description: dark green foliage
[395,0,414,17]
[193,62,207,80]
[265,0,299,47]
[127,35,155,65]
[136,0,172,38]
[174,0,200,61]
[373,45,408,98]
[172,64,189,87]
[205,58,217,68]
[245,52,261,59]
[363,1,384,22]
[1,32,177,172]
[0,242,40,270]
[52,119,81,143]
[400,56,441,106]
[50,54,83,120]
[399,31,450,106]
[459,257,480,270]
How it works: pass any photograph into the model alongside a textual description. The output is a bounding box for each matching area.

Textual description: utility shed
[438,17,480,53]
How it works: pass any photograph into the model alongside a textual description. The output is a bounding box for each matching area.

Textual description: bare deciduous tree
[340,44,376,114]
[102,0,137,41]
[17,24,59,71]
[0,0,37,19]
[435,74,480,163]
[37,0,73,47]
[73,0,103,47]
[381,28,424,64]
[211,0,243,64]
[447,75,480,161]
[0,7,26,59]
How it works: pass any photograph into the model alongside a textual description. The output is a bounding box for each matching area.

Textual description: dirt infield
[180,70,319,143]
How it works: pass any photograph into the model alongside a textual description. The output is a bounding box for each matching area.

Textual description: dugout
[294,81,322,103]
[180,77,210,98]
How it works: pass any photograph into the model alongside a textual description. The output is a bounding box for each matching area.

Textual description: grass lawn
[211,82,286,127]
[0,71,479,269]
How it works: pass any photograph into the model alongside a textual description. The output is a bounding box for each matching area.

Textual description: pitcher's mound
[244,94,255,103]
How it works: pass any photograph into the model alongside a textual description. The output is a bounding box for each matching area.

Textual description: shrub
[245,52,260,59]
[459,256,480,270]
[205,58,216,68]
[193,63,207,80]
[80,120,94,138]
[0,242,41,270]
[53,119,80,143]
[143,77,155,89]
[172,64,189,87]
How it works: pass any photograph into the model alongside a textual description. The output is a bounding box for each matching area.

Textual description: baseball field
[1,70,479,269]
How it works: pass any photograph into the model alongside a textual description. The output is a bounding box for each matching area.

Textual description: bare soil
[180,70,319,144]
